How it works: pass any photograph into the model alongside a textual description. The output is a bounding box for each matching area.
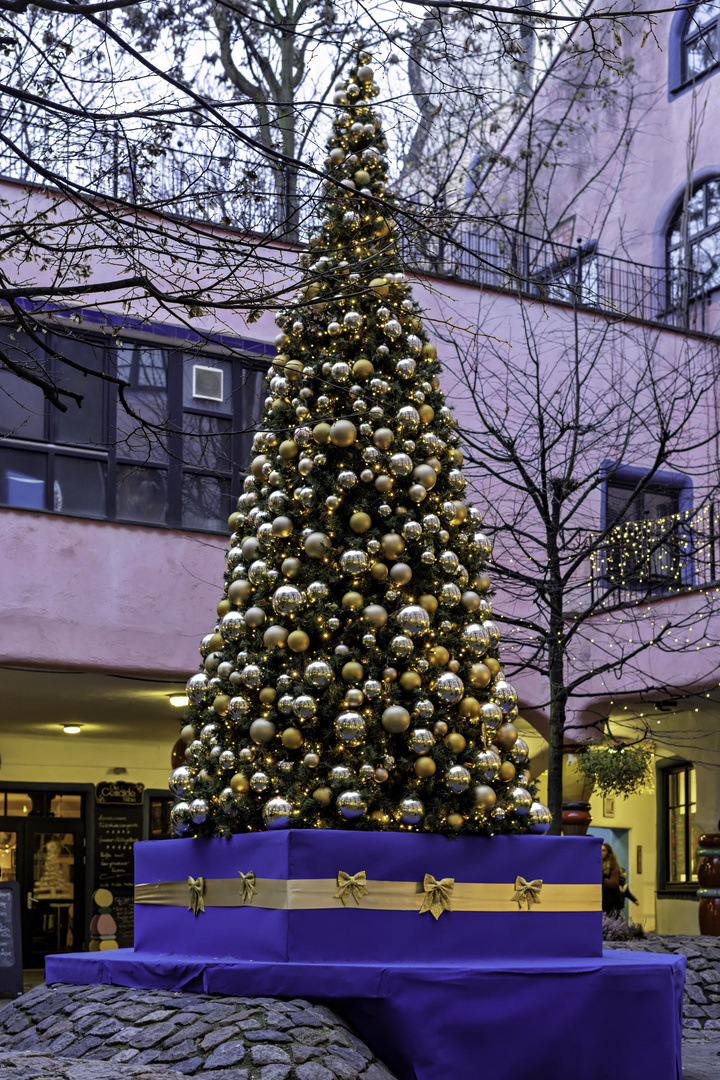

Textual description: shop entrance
[0,791,84,967]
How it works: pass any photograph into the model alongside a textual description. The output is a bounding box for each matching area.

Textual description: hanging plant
[571,743,654,799]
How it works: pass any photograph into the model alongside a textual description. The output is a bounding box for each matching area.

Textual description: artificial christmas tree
[170,49,551,840]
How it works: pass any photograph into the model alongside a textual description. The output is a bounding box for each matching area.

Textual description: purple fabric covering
[46,948,684,1080]
[133,830,604,961]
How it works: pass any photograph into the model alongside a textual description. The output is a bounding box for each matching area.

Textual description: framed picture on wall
[603,796,616,818]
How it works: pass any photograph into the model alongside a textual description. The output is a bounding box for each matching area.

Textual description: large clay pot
[697,825,720,935]
[562,801,592,836]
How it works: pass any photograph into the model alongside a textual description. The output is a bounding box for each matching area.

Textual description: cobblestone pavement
[0,983,397,1080]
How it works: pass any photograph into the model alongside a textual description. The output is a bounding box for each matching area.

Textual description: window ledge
[657,886,699,900]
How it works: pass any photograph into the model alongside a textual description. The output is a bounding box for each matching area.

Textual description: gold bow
[333,870,368,907]
[512,876,543,910]
[187,876,205,917]
[418,874,455,920]
[237,871,256,905]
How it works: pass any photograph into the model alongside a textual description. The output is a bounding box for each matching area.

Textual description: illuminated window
[663,763,698,887]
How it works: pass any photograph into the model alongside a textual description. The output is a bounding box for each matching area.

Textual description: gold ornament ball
[431,376,440,390]
[375,475,393,493]
[342,591,364,609]
[445,732,467,754]
[259,687,277,704]
[288,630,310,652]
[305,531,331,558]
[426,456,442,473]
[212,694,231,716]
[313,787,332,807]
[230,773,249,793]
[382,705,411,733]
[369,277,389,296]
[499,761,516,782]
[473,784,497,809]
[272,516,293,537]
[209,632,224,651]
[433,720,448,736]
[353,358,375,377]
[329,147,345,163]
[422,343,438,359]
[419,594,439,614]
[485,657,501,677]
[217,599,231,617]
[469,662,492,688]
[389,562,412,584]
[326,494,340,510]
[249,718,277,744]
[448,659,460,673]
[244,606,266,628]
[354,169,371,186]
[495,722,518,749]
[345,687,364,707]
[282,557,302,578]
[264,625,289,648]
[462,591,482,611]
[228,511,241,531]
[381,532,405,558]
[371,810,391,824]
[451,501,468,524]
[357,64,374,82]
[313,422,332,444]
[304,752,320,768]
[250,454,269,478]
[279,440,299,459]
[374,767,389,783]
[373,427,395,449]
[342,661,364,682]
[414,756,437,778]
[350,512,372,533]
[363,604,388,626]
[419,404,435,424]
[371,563,389,580]
[473,574,492,593]
[282,727,304,749]
[383,667,397,681]
[400,670,422,690]
[429,645,449,667]
[448,813,464,830]
[448,447,464,466]
[459,696,481,718]
[413,464,437,490]
[330,419,358,447]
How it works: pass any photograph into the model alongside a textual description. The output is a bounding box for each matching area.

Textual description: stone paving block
[292,1028,328,1046]
[46,1033,78,1054]
[259,1066,293,1080]
[264,1013,295,1031]
[250,1045,292,1067]
[362,1063,396,1080]
[133,1021,187,1049]
[203,1040,248,1070]
[244,1030,293,1043]
[168,1056,205,1074]
[296,1062,334,1080]
[161,1039,197,1062]
[200,1027,239,1052]
[194,1071,249,1080]
[327,1045,368,1071]
[57,1036,102,1058]
[136,1010,177,1026]
[236,1019,261,1031]
[324,1053,362,1079]
[687,984,709,1004]
[165,1021,212,1047]
[107,1025,142,1044]
[113,1048,141,1063]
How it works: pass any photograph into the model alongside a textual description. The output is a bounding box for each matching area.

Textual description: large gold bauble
[230,773,249,793]
[241,537,260,561]
[250,454,269,478]
[485,657,501,677]
[217,599,231,617]
[259,687,277,704]
[422,343,438,359]
[419,594,438,613]
[353,358,375,377]
[445,732,467,754]
[287,630,310,652]
[494,722,519,749]
[381,532,405,558]
[282,557,302,578]
[369,277,389,296]
[473,574,492,593]
[304,531,331,558]
[459,696,481,718]
[373,428,395,449]
[419,404,435,424]
[414,756,437,778]
[428,645,449,667]
[383,667,397,681]
[312,421,332,444]
[451,501,468,523]
[473,784,497,809]
[212,694,231,716]
[228,511,241,531]
[413,464,437,490]
[282,727,304,749]
[330,419,358,447]
[313,787,332,806]
[370,562,389,580]
[374,475,393,493]
[342,661,364,682]
[469,662,492,688]
[354,169,371,186]
[350,512,372,533]
[382,706,411,733]
[244,607,266,628]
[264,625,289,648]
[329,147,345,163]
[363,604,388,627]
[345,687,364,707]
[400,670,422,690]
[447,812,464,830]
[462,591,482,611]
[279,440,299,459]
[249,718,277,744]
[357,63,374,82]
[209,633,224,651]
[342,591,364,609]
[499,761,516,782]
[389,562,412,584]
[272,516,293,537]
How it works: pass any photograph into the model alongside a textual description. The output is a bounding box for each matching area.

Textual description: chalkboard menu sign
[94,783,144,948]
[0,883,23,996]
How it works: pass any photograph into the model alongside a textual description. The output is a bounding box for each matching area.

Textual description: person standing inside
[602,842,623,915]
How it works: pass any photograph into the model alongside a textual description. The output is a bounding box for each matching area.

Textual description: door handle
[26,892,36,909]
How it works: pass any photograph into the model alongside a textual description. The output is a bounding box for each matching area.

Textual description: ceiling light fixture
[62,724,82,734]
[169,695,189,708]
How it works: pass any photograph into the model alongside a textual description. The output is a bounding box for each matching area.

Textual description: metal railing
[0,114,715,333]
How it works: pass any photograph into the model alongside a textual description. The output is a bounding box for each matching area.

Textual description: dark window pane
[114,346,170,462]
[0,447,46,508]
[183,412,231,471]
[686,29,717,77]
[182,472,230,532]
[0,328,46,439]
[116,464,167,524]
[52,336,105,447]
[54,456,106,517]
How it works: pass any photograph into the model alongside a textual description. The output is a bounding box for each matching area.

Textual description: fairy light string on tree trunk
[169,49,552,839]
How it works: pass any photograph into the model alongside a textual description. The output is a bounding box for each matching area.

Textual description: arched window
[683,1,720,82]
[666,178,720,305]
[669,1,720,93]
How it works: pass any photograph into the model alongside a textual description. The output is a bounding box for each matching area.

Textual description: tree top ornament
[169,48,552,839]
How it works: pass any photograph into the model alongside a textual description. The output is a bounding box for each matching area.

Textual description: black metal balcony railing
[0,115,714,333]
[584,506,719,610]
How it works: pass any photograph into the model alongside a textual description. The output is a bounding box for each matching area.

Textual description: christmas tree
[170,49,551,839]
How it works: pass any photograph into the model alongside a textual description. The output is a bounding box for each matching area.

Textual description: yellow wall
[0,731,171,793]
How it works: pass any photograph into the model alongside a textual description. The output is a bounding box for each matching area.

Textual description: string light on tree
[169,50,550,839]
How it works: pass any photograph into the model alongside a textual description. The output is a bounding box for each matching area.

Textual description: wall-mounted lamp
[169,695,189,708]
[62,724,82,735]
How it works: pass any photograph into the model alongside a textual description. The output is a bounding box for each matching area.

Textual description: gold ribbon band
[136,878,600,913]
